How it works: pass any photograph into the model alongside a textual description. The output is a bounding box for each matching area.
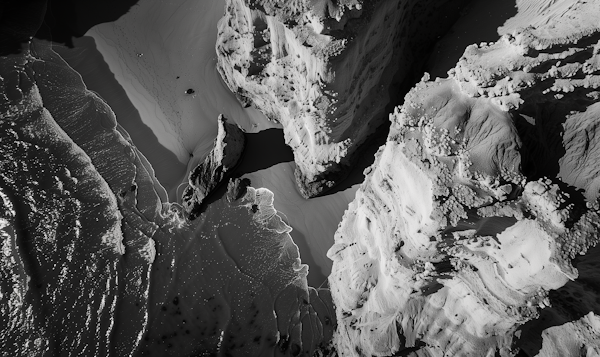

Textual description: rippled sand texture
[0,39,334,356]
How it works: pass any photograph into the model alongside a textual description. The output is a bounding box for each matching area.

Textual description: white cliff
[216,0,471,197]
[328,1,600,355]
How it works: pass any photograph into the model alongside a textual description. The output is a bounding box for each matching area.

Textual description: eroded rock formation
[216,0,469,197]
[328,1,600,355]
[182,114,245,219]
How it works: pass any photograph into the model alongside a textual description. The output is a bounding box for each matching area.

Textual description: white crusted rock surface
[216,0,470,197]
[328,2,600,355]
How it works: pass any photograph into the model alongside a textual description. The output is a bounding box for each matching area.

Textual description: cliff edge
[328,1,600,355]
[216,0,469,197]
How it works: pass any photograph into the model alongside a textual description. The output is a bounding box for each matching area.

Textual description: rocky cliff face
[0,39,334,356]
[216,0,469,197]
[182,114,245,219]
[328,1,600,355]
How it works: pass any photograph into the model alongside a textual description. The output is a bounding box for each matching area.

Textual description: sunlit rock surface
[182,115,245,219]
[216,0,470,197]
[0,39,334,356]
[328,1,600,355]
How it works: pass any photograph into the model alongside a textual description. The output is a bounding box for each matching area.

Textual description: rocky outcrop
[216,0,470,197]
[327,1,600,355]
[182,115,245,218]
[0,39,334,356]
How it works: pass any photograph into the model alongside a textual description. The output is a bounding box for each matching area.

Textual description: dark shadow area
[425,0,518,79]
[233,128,295,177]
[0,0,47,55]
[317,48,413,198]
[53,36,187,200]
[192,128,294,214]
[322,120,391,195]
[392,336,426,357]
[475,216,518,237]
[319,0,474,198]
[35,0,140,47]
[0,0,141,55]
[516,243,600,356]
[1,0,140,55]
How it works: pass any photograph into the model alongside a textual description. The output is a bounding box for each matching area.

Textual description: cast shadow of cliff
[36,0,140,47]
[0,0,140,55]
[0,0,47,55]
[322,0,518,197]
[424,0,518,79]
[233,129,295,177]
[198,129,294,210]
[515,242,600,356]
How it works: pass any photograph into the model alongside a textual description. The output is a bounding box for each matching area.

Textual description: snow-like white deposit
[328,1,600,355]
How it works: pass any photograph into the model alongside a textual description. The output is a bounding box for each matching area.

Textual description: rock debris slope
[328,1,600,355]
[216,0,470,197]
[0,39,334,356]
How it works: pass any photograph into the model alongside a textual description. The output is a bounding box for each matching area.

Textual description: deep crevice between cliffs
[312,0,520,198]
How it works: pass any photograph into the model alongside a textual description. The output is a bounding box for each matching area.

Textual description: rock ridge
[182,114,245,219]
[328,2,600,355]
[216,0,471,197]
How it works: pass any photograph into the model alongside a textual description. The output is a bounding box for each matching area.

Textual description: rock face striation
[216,0,469,197]
[182,114,245,219]
[328,1,600,355]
